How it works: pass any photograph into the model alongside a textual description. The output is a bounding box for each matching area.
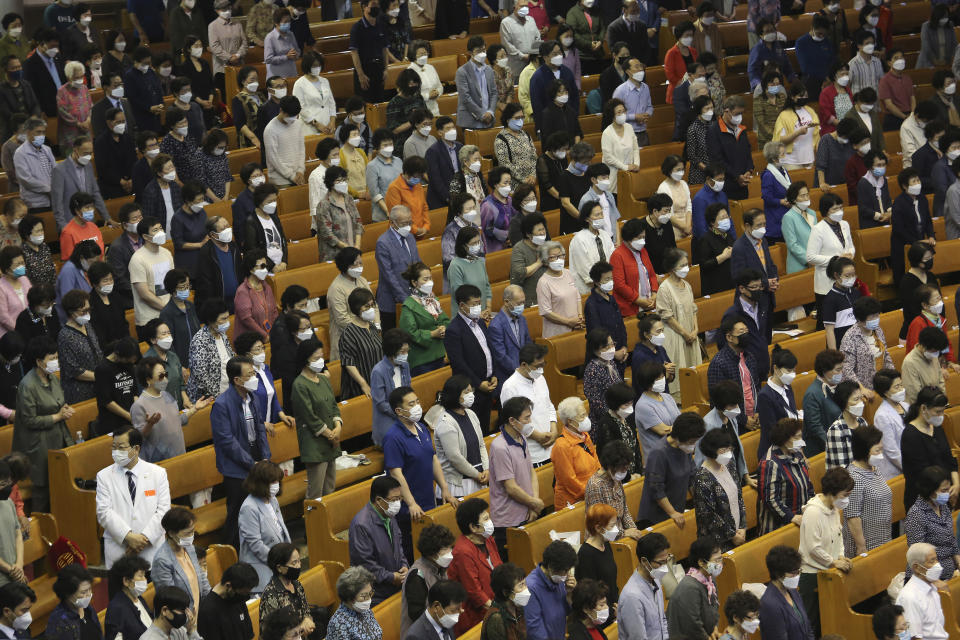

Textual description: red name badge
[144,489,156,497]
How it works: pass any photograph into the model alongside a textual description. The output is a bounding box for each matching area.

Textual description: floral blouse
[58,323,102,403]
[753,92,786,148]
[259,574,310,629]
[186,326,235,401]
[316,194,363,262]
[196,149,231,199]
[685,118,710,184]
[46,602,101,640]
[493,67,514,111]
[56,84,91,152]
[327,603,383,640]
[23,241,55,289]
[839,325,894,390]
[160,133,203,184]
[694,459,745,546]
[494,130,537,183]
[583,358,623,426]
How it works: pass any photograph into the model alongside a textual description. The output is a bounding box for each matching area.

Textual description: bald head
[503,285,525,308]
[389,205,412,227]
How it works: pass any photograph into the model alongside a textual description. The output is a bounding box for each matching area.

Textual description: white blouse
[410,61,443,116]
[292,75,336,134]
[601,123,640,194]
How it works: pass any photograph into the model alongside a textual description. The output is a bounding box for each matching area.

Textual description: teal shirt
[447,256,492,308]
[781,206,819,274]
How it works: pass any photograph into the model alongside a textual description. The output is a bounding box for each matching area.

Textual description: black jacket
[104,590,150,640]
[159,298,201,365]
[243,211,288,265]
[194,241,242,312]
[91,96,137,140]
[94,130,138,199]
[23,49,65,117]
[62,23,102,62]
[0,80,41,138]
[14,308,61,364]
[606,15,652,64]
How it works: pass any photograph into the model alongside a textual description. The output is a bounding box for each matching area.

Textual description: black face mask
[367,5,380,16]
[283,565,301,581]
[925,257,935,271]
[733,333,750,349]
[0,486,12,501]
[617,56,630,67]
[167,611,187,629]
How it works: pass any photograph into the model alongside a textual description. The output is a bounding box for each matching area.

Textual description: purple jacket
[348,502,408,605]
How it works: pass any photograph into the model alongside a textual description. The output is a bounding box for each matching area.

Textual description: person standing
[350,0,390,103]
[291,338,341,500]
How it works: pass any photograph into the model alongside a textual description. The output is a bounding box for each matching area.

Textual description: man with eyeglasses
[708,315,762,430]
[348,474,409,606]
[95,425,172,568]
[618,532,671,640]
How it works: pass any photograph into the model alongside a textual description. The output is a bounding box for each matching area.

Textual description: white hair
[539,240,563,262]
[64,60,85,80]
[389,204,411,222]
[557,397,585,426]
[906,542,936,569]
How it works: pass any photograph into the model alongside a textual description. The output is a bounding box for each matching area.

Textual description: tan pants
[306,461,338,500]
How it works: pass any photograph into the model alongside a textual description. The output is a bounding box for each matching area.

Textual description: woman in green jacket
[448,226,493,313]
[398,261,450,377]
[291,337,341,500]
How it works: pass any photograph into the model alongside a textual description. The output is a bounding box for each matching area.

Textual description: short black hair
[724,590,761,625]
[604,382,633,413]
[820,467,855,496]
[918,326,949,351]
[53,564,93,602]
[388,385,415,411]
[416,524,456,558]
[541,540,577,573]
[428,579,467,608]
[0,582,35,617]
[709,379,742,409]
[873,368,900,397]
[771,418,804,448]
[766,545,802,581]
[851,425,883,462]
[455,497,488,535]
[873,603,904,640]
[814,349,845,376]
[598,439,632,471]
[672,412,706,443]
[370,475,401,501]
[852,295,881,321]
[382,328,411,358]
[635,532,669,563]
[917,465,950,499]
[698,428,731,459]
[490,563,526,602]
[518,342,547,365]
[221,562,260,590]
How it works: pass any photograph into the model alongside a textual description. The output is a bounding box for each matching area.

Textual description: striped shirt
[757,446,813,535]
[338,322,383,400]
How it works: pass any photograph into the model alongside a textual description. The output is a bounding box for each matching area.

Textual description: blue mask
[871,166,886,177]
[574,162,588,173]
[936,491,951,505]
[81,209,95,222]
[717,218,731,232]
[865,318,880,331]
[278,22,291,32]
[176,289,190,301]
[511,304,524,316]
[508,118,524,131]
[406,176,421,186]
[31,135,44,148]
[11,266,25,278]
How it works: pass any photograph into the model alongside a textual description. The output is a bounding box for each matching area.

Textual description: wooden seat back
[48,435,112,565]
[374,592,403,640]
[305,480,374,567]
[204,544,238,587]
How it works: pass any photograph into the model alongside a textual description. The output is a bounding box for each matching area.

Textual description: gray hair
[503,284,524,304]
[336,566,374,602]
[64,60,85,80]
[25,117,46,131]
[539,240,564,262]
[459,144,479,166]
[557,397,585,426]
[763,141,784,163]
[723,95,745,112]
[906,542,936,570]
[389,204,411,222]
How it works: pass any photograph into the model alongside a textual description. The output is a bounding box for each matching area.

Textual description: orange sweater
[385,175,429,235]
[550,429,601,510]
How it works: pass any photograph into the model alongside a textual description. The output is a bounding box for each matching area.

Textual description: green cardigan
[398,296,451,369]
[565,5,606,60]
[291,372,341,463]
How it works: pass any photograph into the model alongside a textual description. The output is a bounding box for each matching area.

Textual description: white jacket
[798,493,845,573]
[900,114,926,169]
[805,218,855,295]
[569,228,615,294]
[95,458,171,568]
[292,75,336,134]
[410,62,443,116]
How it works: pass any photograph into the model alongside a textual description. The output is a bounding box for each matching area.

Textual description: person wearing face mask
[235,332,295,435]
[903,327,949,405]
[797,467,854,637]
[566,580,611,640]
[121,47,164,133]
[233,251,278,343]
[0,117,30,194]
[152,272,198,373]
[185,298,235,403]
[339,288,383,399]
[869,369,907,480]
[600,98,640,198]
[906,285,950,357]
[902,384,957,509]
[231,67,265,151]
[169,181,211,278]
[196,563,259,640]
[133,352,211,462]
[708,316,762,431]
[569,201,615,294]
[820,256,861,349]
[316,166,363,263]
[824,380,868,469]
[405,41,442,117]
[93,336,139,436]
[400,580,465,640]
[897,542,951,640]
[152,507,210,614]
[706,95,756,200]
[125,217,172,339]
[425,117,463,209]
[254,75,289,147]
[22,30,65,121]
[288,335,339,497]
[399,524,457,637]
[757,545,814,640]
[608,219,657,319]
[757,418,814,535]
[0,15,29,69]
[906,465,960,582]
[0,245,27,338]
[693,429,746,550]
[664,21,699,104]
[264,96,306,187]
[818,63,855,139]
[540,78,582,145]
[290,51,335,137]
[550,396,600,511]
[194,216,242,313]
[655,247,700,382]
[482,563,533,640]
[327,566,382,640]
[756,345,800,459]
[349,475,410,605]
[443,192,482,273]
[843,425,894,557]
[878,50,916,132]
[667,538,723,640]
[56,188,105,268]
[839,295,893,397]
[263,9,301,78]
[872,603,914,640]
[694,204,737,297]
[748,20,796,92]
[634,355,681,458]
[753,71,787,149]
[389,78,429,161]
[448,227,492,312]
[55,239,99,326]
[56,287,103,403]
[46,565,104,640]
[93,106,137,200]
[104,556,154,640]
[53,59,93,157]
[794,16,833,101]
[395,253,447,373]
[14,284,59,353]
[168,0,207,64]
[237,460,291,593]
[365,130,402,221]
[888,166,933,278]
[718,590,762,640]
[369,329,413,447]
[848,31,883,96]
[773,84,820,173]
[621,533,673,640]
[499,1,543,79]
[196,128,230,202]
[95,426,171,570]
[637,411,706,528]
[583,323,626,424]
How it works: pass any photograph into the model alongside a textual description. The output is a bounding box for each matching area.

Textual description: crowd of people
[0,0,956,639]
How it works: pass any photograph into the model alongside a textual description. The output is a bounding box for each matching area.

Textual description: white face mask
[674,266,690,279]
[512,588,531,607]
[361,308,377,322]
[296,329,313,341]
[435,551,454,568]
[548,259,565,272]
[419,280,434,295]
[651,377,666,393]
[751,226,766,239]
[924,563,943,581]
[550,54,564,67]
[631,238,646,251]
[833,496,850,510]
[531,234,546,245]
[890,389,906,403]
[112,449,130,467]
[680,36,694,47]
[741,619,760,634]
[309,358,325,373]
[272,87,287,99]
[848,401,865,417]
[157,336,174,351]
[779,371,796,385]
[716,451,734,466]
[498,185,512,197]
[782,574,800,589]
[12,612,31,631]
[253,268,269,281]
[405,404,423,423]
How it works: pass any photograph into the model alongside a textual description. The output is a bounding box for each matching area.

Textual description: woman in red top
[232,249,278,341]
[610,218,659,318]
[447,497,503,634]
[664,21,698,103]
[905,283,954,361]
[818,62,854,136]
[566,579,610,640]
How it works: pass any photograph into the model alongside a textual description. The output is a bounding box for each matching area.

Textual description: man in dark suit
[210,356,271,549]
[22,29,64,118]
[195,215,242,314]
[0,55,41,139]
[92,72,137,139]
[444,283,498,433]
[487,285,532,387]
[94,107,138,200]
[402,580,468,640]
[424,116,462,209]
[720,267,774,377]
[0,580,37,639]
[375,204,421,330]
[605,0,651,66]
[123,47,164,135]
[730,208,779,295]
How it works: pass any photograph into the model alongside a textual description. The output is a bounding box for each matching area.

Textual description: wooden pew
[374,592,403,640]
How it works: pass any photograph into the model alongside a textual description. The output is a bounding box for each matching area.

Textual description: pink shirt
[536,269,582,338]
[0,275,30,336]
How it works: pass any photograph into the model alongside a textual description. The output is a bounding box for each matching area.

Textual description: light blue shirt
[263,28,300,78]
[618,570,668,640]
[612,80,653,133]
[41,53,62,89]
[474,62,489,112]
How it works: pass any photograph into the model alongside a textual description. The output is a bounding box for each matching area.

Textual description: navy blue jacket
[487,308,531,388]
[706,120,755,200]
[529,65,580,131]
[721,290,774,376]
[758,581,814,640]
[425,140,462,209]
[730,233,778,294]
[210,385,271,479]
[444,314,493,388]
[104,590,150,640]
[756,382,798,459]
[123,66,163,133]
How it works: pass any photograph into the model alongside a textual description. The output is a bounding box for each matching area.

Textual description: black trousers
[222,475,247,548]
[379,311,397,331]
[396,510,414,564]
[354,63,385,103]
[493,526,510,562]
[473,388,493,434]
[798,571,821,638]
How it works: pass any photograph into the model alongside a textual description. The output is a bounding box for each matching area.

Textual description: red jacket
[447,533,502,634]
[905,312,953,361]
[610,242,659,318]
[664,44,698,103]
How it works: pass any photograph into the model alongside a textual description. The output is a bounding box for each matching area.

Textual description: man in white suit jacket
[96,426,171,569]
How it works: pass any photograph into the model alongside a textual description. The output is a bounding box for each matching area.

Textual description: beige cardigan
[799,494,845,573]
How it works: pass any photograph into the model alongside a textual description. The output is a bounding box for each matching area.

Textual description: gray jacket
[51,155,110,230]
[666,574,720,640]
[151,540,211,609]
[402,611,444,640]
[455,62,498,130]
[918,21,957,69]
[433,408,489,493]
[239,494,291,592]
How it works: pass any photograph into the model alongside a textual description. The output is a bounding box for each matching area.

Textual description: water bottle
[75,431,83,444]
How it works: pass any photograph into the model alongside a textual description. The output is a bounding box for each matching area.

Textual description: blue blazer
[932,155,956,217]
[721,291,774,376]
[239,494,291,592]
[761,169,790,238]
[210,385,271,479]
[890,191,934,281]
[370,356,411,447]
[530,65,580,131]
[151,540,211,609]
[757,383,798,459]
[375,229,421,312]
[425,140,462,209]
[730,234,778,292]
[104,591,150,640]
[758,581,815,640]
[444,314,493,388]
[913,143,940,193]
[857,176,892,229]
[487,309,531,386]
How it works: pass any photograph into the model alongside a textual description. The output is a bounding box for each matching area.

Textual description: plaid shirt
[245,1,275,42]
[757,446,813,535]
[584,469,637,533]
[707,345,760,409]
[825,416,867,469]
